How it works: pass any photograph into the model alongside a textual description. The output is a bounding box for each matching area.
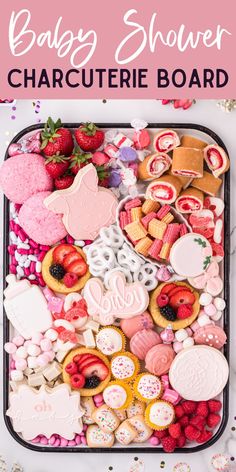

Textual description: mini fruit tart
[149,281,200,330]
[62,347,111,396]
[41,244,90,293]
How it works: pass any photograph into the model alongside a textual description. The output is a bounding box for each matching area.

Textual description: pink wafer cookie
[156,205,171,220]
[141,212,157,229]
[119,211,128,229]
[179,223,189,236]
[163,223,180,243]
[148,239,163,259]
[124,198,142,211]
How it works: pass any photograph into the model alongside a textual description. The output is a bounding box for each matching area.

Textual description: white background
[0,99,236,472]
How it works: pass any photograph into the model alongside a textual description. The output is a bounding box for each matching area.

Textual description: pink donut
[120,311,154,339]
[19,191,67,245]
[130,329,162,360]
[145,344,175,376]
[193,325,227,349]
[0,153,53,203]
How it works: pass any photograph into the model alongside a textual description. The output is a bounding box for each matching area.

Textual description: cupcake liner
[133,373,163,403]
[96,326,126,356]
[103,380,133,410]
[144,400,175,430]
[110,352,140,382]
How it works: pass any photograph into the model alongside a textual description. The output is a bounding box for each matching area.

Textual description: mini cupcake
[145,400,175,430]
[103,381,133,410]
[134,373,162,402]
[96,327,125,356]
[110,352,140,382]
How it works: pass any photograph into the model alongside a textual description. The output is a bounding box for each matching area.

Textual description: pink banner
[0,0,235,98]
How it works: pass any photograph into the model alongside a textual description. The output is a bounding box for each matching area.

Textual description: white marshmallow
[27,356,39,369]
[27,344,41,357]
[214,297,226,311]
[183,337,194,349]
[199,292,213,307]
[198,314,212,327]
[11,370,24,381]
[211,310,223,321]
[175,329,188,342]
[45,328,58,341]
[15,346,28,359]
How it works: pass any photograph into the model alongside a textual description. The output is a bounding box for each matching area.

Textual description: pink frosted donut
[120,311,154,339]
[19,191,67,245]
[0,153,53,203]
[130,329,162,360]
[194,325,227,349]
[145,344,175,376]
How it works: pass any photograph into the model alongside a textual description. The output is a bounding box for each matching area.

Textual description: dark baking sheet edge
[2,122,230,454]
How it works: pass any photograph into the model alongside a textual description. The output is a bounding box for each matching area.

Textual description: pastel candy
[130,329,162,360]
[44,164,118,241]
[162,388,181,405]
[119,147,138,162]
[120,311,154,339]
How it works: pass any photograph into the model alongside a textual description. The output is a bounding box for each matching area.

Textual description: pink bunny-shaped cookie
[44,164,118,241]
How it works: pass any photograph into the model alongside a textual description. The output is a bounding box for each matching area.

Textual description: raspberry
[175,405,185,418]
[184,425,201,441]
[63,272,78,288]
[168,423,182,439]
[154,430,168,439]
[179,415,189,427]
[70,373,85,389]
[182,401,197,415]
[206,413,221,428]
[177,435,186,448]
[177,304,193,320]
[161,436,177,453]
[189,415,206,431]
[196,401,209,417]
[157,293,169,307]
[196,429,213,444]
[208,399,222,413]
[65,361,78,375]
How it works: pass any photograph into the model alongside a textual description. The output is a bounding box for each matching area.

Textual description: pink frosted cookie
[145,344,175,376]
[120,311,154,339]
[19,191,67,245]
[130,329,162,360]
[194,325,227,349]
[0,153,53,203]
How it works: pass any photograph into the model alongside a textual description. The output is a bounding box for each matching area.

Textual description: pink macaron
[19,191,67,245]
[130,329,162,360]
[0,153,53,203]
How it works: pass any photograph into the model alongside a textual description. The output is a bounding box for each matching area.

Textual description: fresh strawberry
[154,430,168,439]
[65,362,78,375]
[80,360,109,381]
[182,401,197,415]
[175,404,185,418]
[45,155,70,178]
[169,290,195,310]
[196,401,209,417]
[177,435,186,448]
[161,283,177,295]
[196,429,213,444]
[177,304,193,320]
[96,165,110,188]
[76,355,101,368]
[179,415,189,427]
[168,423,182,439]
[63,251,83,270]
[70,373,86,389]
[75,122,104,151]
[66,259,88,277]
[208,400,222,413]
[41,117,74,156]
[53,244,76,265]
[63,272,78,288]
[54,174,74,189]
[73,354,93,365]
[157,294,169,307]
[161,436,177,453]
[79,358,104,372]
[69,149,92,175]
[206,413,221,428]
[189,415,206,431]
[184,425,201,441]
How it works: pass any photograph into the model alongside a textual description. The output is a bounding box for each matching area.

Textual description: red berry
[45,155,70,178]
[206,413,221,428]
[182,401,197,415]
[66,259,88,277]
[69,150,92,175]
[208,400,222,413]
[75,122,104,151]
[53,244,76,265]
[196,401,209,417]
[63,272,78,288]
[65,361,78,375]
[179,415,189,427]
[184,425,201,441]
[157,293,169,307]
[168,423,182,439]
[177,435,186,448]
[70,373,86,389]
[177,304,193,320]
[161,436,177,453]
[154,430,168,439]
[196,429,213,444]
[175,405,185,418]
[41,117,74,156]
[161,283,177,295]
[169,289,195,310]
[189,415,206,431]
[54,174,74,190]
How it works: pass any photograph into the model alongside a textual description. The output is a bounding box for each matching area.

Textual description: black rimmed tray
[2,122,230,453]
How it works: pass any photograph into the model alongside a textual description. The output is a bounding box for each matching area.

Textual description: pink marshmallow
[12,335,25,346]
[44,350,55,362]
[37,353,49,366]
[40,338,52,352]
[173,341,183,353]
[15,358,27,371]
[204,303,217,317]
[4,342,17,354]
[31,332,44,345]
[190,321,200,332]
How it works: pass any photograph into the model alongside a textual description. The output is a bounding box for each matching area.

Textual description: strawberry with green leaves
[75,122,104,151]
[41,117,74,156]
[96,165,110,188]
[45,155,70,178]
[54,174,74,190]
[69,148,92,175]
